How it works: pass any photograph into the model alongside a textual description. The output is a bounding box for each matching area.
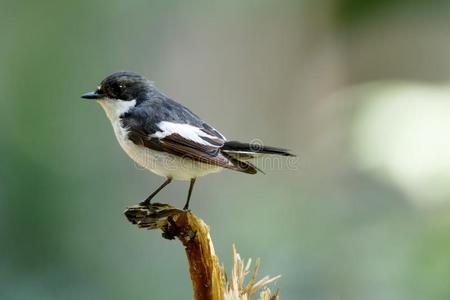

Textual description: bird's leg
[140,177,172,206]
[183,178,196,211]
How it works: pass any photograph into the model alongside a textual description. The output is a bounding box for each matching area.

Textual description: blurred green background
[2,0,450,299]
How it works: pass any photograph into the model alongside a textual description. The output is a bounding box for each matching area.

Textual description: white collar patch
[98,99,136,121]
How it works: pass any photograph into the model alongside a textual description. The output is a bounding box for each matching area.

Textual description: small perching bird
[82,72,294,210]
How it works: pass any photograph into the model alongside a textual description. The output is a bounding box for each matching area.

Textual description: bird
[82,71,294,210]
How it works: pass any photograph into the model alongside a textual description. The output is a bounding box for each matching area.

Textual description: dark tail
[221,140,294,175]
[222,141,295,157]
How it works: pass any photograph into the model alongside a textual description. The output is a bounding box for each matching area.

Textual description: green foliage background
[2,0,450,299]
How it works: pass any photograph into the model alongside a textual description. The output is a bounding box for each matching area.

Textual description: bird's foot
[139,200,151,207]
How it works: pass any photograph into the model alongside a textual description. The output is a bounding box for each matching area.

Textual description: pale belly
[112,120,223,180]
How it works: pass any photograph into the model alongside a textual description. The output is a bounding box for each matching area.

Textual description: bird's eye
[110,82,123,98]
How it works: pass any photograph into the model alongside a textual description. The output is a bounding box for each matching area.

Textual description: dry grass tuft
[223,245,281,300]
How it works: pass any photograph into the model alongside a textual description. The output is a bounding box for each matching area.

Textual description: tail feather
[221,140,294,175]
[222,141,295,157]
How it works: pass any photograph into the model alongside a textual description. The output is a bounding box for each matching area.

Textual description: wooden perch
[124,203,280,300]
[124,203,224,300]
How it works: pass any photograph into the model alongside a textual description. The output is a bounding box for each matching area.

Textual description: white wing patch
[152,121,226,146]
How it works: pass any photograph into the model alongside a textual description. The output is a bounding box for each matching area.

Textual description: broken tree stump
[124,203,280,300]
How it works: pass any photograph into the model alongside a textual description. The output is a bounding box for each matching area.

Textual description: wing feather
[121,115,256,173]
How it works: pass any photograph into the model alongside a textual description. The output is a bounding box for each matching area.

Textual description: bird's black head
[82,71,152,101]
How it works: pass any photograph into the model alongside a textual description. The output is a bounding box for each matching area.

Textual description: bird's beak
[81,91,105,100]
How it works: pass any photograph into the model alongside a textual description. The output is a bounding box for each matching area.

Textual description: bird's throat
[98,99,136,121]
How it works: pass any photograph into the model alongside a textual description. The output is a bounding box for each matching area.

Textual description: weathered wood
[124,203,224,300]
